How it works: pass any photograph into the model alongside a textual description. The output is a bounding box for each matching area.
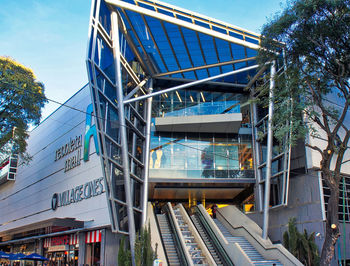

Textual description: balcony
[0,155,18,185]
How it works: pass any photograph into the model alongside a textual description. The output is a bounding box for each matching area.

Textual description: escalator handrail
[194,206,235,266]
[153,206,170,266]
[164,203,192,266]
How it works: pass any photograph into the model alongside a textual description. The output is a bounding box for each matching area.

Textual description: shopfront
[84,230,102,266]
[44,234,79,266]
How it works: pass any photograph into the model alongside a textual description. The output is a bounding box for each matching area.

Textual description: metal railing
[193,206,234,266]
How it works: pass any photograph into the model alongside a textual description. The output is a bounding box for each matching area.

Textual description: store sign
[48,245,69,252]
[51,235,70,246]
[54,104,99,173]
[51,177,104,210]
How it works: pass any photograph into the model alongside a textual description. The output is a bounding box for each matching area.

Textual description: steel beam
[124,78,149,101]
[141,79,153,226]
[111,11,136,265]
[105,0,260,50]
[262,60,276,240]
[153,57,256,78]
[124,64,260,104]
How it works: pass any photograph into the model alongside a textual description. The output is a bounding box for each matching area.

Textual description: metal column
[141,79,153,226]
[251,99,263,211]
[111,11,136,265]
[262,60,276,240]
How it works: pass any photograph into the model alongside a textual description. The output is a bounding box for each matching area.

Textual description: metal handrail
[193,206,234,266]
[164,203,190,266]
[153,206,170,266]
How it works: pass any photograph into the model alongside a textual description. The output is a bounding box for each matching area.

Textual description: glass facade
[149,131,253,179]
[86,0,289,242]
[149,89,253,179]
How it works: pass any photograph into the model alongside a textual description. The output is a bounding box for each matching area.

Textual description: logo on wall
[51,193,59,210]
[51,177,104,211]
[84,104,100,161]
[54,104,100,173]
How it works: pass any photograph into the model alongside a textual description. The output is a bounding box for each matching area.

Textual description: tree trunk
[320,178,340,266]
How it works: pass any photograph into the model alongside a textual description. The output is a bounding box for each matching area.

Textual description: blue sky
[0,0,286,120]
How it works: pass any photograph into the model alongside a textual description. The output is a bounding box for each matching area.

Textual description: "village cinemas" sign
[51,177,104,210]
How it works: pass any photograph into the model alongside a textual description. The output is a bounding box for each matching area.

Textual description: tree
[0,56,47,160]
[257,0,350,264]
[118,225,157,266]
[283,217,320,266]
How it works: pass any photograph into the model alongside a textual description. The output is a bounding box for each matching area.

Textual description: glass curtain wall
[87,0,147,233]
[150,89,254,179]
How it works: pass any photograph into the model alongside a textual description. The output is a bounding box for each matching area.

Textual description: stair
[214,219,283,266]
[157,214,181,266]
[191,214,224,266]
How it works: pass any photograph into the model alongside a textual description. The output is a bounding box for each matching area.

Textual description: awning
[85,230,102,243]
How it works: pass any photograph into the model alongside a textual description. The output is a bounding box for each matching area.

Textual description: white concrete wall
[305,94,350,174]
[0,85,109,234]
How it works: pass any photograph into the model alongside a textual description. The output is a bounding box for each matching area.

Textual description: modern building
[1,0,349,265]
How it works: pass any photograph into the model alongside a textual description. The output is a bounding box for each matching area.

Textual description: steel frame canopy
[86,0,285,263]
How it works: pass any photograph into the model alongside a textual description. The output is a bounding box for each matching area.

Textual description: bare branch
[305,143,324,156]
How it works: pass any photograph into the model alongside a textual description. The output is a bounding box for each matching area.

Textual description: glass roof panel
[234,62,248,70]
[138,2,156,11]
[181,28,205,67]
[195,20,210,29]
[212,25,227,34]
[198,33,218,65]
[157,8,174,17]
[116,2,260,78]
[118,0,261,46]
[125,10,167,72]
[246,37,259,45]
[195,69,209,79]
[172,73,183,78]
[246,48,258,58]
[144,16,179,72]
[231,43,246,60]
[208,67,221,76]
[229,31,244,40]
[183,71,196,80]
[163,22,192,69]
[176,14,192,23]
[222,64,234,73]
[215,38,233,62]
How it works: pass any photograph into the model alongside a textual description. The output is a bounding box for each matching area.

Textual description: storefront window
[43,234,79,266]
[85,242,101,266]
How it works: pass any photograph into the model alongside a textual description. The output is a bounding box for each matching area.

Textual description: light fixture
[190,95,194,103]
[175,91,182,102]
[200,91,206,102]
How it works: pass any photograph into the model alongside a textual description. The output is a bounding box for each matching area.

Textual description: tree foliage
[283,218,320,266]
[118,225,157,266]
[257,0,350,264]
[0,56,47,160]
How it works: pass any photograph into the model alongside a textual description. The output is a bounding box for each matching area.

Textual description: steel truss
[86,0,292,263]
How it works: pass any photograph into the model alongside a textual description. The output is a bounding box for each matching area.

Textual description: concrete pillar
[103,229,120,266]
[78,232,86,266]
[38,239,43,255]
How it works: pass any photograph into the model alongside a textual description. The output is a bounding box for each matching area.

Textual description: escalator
[152,203,301,266]
[157,214,181,265]
[155,203,216,266]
